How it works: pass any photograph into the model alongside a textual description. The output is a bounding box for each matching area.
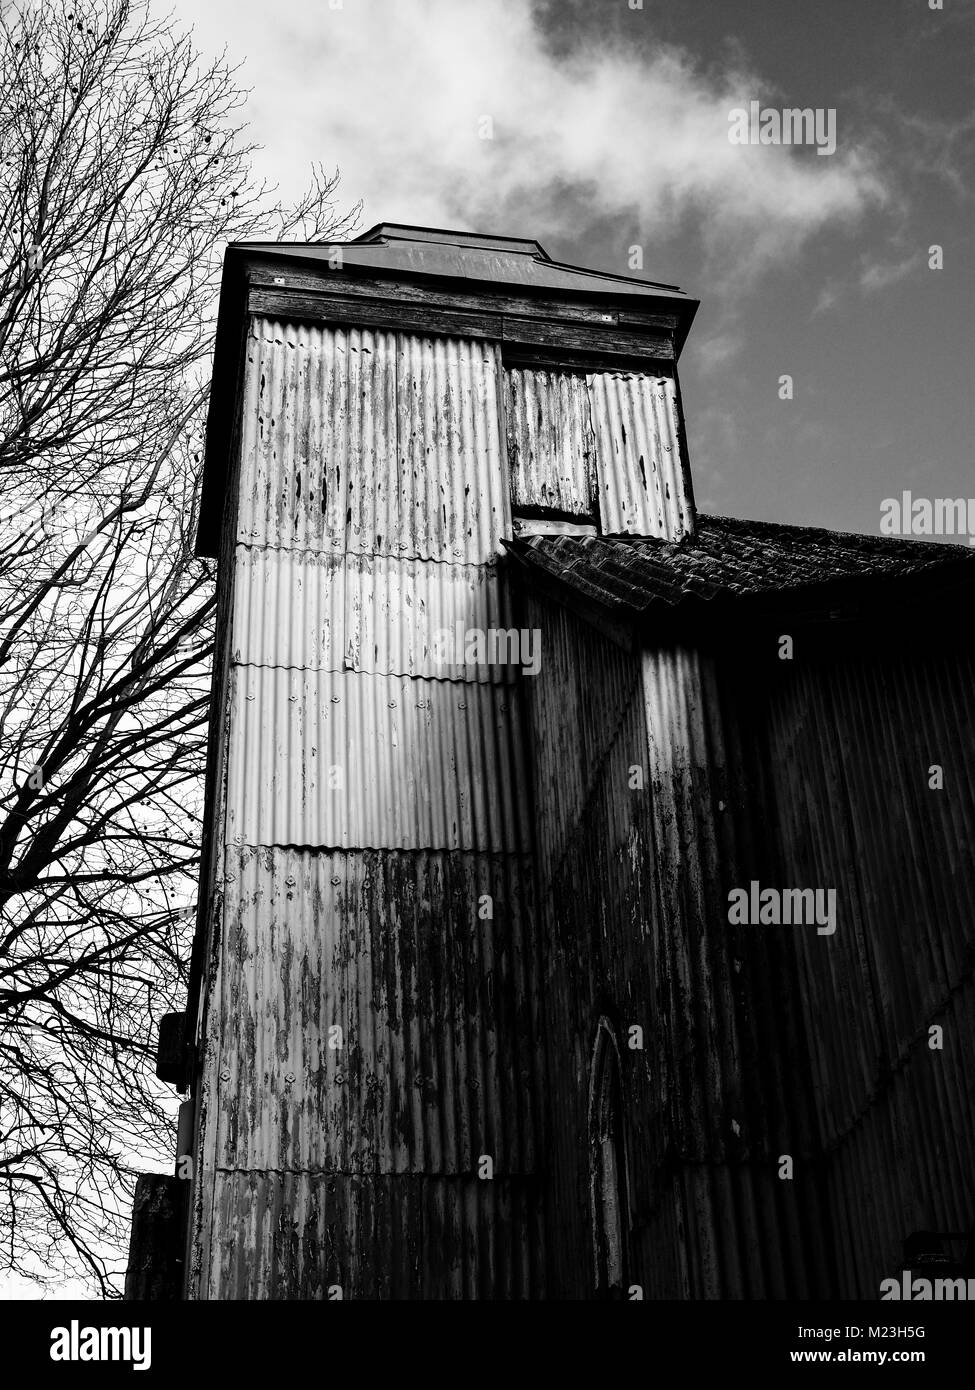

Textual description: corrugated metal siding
[223,667,530,852]
[211,847,537,1176]
[522,591,828,1299]
[237,321,510,562]
[639,642,828,1299]
[504,367,694,542]
[523,590,641,885]
[201,1172,544,1300]
[589,372,692,539]
[192,315,545,1298]
[504,368,595,515]
[232,547,515,681]
[761,645,975,1296]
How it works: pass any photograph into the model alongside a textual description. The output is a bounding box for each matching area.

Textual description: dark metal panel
[760,645,975,1294]
[209,847,538,1178]
[201,1172,544,1300]
[521,589,829,1298]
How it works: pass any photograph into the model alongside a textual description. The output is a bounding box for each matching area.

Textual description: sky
[165,0,975,539]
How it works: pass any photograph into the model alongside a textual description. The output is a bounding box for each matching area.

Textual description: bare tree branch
[0,0,358,1292]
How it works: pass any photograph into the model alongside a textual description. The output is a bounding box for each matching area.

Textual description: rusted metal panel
[760,645,975,1294]
[636,643,830,1298]
[522,589,642,886]
[201,1171,544,1300]
[504,367,595,515]
[231,546,515,682]
[589,371,693,539]
[236,320,509,562]
[223,668,530,852]
[520,591,828,1298]
[504,367,693,541]
[209,847,537,1177]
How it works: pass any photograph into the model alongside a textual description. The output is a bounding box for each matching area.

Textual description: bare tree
[0,0,358,1293]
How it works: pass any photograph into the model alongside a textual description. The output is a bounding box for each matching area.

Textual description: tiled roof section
[507,514,975,617]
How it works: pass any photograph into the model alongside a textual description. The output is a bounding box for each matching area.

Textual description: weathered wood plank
[247,288,499,341]
[123,1174,187,1301]
[248,264,681,332]
[502,315,674,360]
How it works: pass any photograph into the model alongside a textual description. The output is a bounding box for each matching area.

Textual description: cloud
[174,0,888,283]
[858,253,919,294]
[691,330,743,374]
[814,249,920,317]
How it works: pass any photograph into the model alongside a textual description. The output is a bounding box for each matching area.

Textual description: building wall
[524,594,975,1300]
[754,636,975,1296]
[189,320,543,1299]
[192,306,971,1299]
[189,310,700,1298]
[522,591,829,1298]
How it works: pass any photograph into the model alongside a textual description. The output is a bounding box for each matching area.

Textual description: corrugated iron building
[135,223,975,1300]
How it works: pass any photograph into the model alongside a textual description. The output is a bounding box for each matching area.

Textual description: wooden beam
[248,286,676,361]
[248,262,681,333]
[248,288,498,341]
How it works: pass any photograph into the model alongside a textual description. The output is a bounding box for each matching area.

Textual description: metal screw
[331,875,341,885]
[285,1072,296,1084]
[219,1069,230,1083]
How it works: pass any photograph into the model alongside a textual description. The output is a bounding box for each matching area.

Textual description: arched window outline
[588,1015,630,1298]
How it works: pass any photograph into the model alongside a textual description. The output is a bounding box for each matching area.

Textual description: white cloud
[813,249,919,318]
[173,0,888,280]
[858,253,919,294]
[691,330,743,373]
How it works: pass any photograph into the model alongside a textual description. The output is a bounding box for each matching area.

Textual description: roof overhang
[504,518,975,648]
